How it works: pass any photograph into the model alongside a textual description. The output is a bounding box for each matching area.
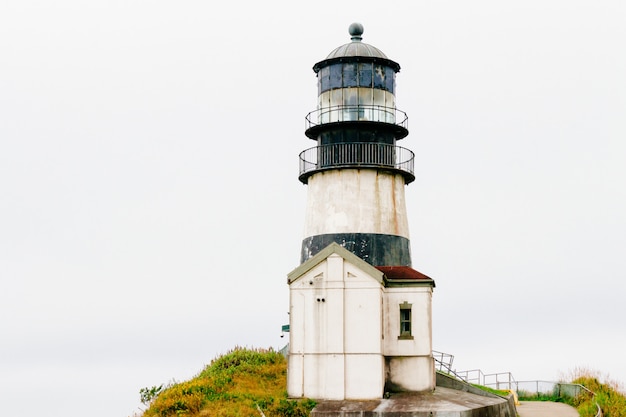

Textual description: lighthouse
[299,22,414,268]
[287,24,436,400]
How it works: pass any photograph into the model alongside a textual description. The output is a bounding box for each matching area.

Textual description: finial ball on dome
[349,22,364,37]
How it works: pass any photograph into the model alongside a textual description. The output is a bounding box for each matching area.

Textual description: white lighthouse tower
[299,23,413,267]
[287,24,436,400]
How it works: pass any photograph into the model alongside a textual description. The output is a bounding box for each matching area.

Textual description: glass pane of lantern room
[373,89,385,122]
[385,91,395,108]
[358,63,372,87]
[384,91,396,123]
[373,64,385,89]
[319,66,330,94]
[318,91,331,123]
[359,88,373,121]
[329,64,342,90]
[385,67,395,93]
[330,89,342,122]
[343,88,358,121]
[342,63,357,87]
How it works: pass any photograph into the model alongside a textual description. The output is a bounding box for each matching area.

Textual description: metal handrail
[432,349,603,416]
[456,369,487,385]
[432,350,455,372]
[305,104,408,130]
[484,372,518,390]
[432,350,471,383]
[577,384,603,417]
[298,142,414,181]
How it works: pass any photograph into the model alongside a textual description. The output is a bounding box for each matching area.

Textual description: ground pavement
[516,400,580,417]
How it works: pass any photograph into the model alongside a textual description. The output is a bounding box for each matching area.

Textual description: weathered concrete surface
[516,401,579,417]
[311,387,516,417]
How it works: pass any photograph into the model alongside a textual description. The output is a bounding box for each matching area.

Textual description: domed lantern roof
[325,23,388,59]
[313,23,400,73]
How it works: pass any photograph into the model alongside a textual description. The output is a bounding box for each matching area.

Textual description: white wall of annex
[387,356,435,392]
[383,287,433,356]
[288,253,387,399]
[343,260,383,354]
[303,354,345,400]
[287,353,304,398]
[345,354,385,399]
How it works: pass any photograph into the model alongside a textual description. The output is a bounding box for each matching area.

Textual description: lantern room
[300,23,413,185]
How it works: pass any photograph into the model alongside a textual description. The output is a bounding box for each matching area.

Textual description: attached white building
[287,243,435,400]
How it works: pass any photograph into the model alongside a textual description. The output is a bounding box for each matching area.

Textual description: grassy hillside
[140,347,315,417]
[138,349,626,417]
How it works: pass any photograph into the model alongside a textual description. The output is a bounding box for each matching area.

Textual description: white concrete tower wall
[303,169,409,237]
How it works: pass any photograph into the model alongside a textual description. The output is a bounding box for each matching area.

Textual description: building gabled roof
[287,242,435,289]
[287,242,384,285]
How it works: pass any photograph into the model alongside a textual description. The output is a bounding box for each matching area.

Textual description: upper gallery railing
[305,104,408,130]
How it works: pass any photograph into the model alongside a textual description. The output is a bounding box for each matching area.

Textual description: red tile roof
[376,266,432,281]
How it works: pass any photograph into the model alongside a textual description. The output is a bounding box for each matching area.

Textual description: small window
[398,301,413,340]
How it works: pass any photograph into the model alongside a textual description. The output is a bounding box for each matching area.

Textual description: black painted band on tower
[301,233,412,267]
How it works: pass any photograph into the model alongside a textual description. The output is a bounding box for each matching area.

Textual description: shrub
[563,368,626,417]
[141,347,316,417]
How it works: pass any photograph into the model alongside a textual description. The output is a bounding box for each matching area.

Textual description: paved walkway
[516,401,579,417]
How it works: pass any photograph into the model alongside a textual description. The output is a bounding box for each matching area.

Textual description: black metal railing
[305,104,408,130]
[298,142,414,183]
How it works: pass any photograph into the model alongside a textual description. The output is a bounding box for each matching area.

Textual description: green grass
[471,384,511,397]
[140,347,316,417]
[517,390,574,404]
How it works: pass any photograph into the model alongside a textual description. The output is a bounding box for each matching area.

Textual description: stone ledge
[311,387,517,417]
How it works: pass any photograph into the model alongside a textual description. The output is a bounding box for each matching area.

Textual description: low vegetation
[568,369,626,417]
[138,352,626,417]
[517,389,575,404]
[139,347,316,417]
[470,384,511,397]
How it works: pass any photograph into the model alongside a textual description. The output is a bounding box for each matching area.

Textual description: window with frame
[398,301,413,340]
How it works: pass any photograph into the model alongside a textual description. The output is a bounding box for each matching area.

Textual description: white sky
[1,1,625,416]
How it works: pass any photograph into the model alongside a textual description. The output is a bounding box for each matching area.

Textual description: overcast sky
[1,1,625,416]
